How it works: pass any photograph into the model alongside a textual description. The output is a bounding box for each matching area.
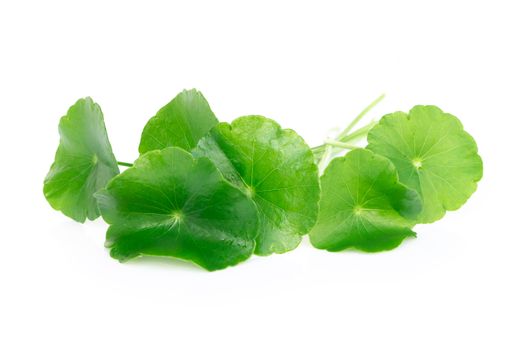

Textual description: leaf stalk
[117,161,133,167]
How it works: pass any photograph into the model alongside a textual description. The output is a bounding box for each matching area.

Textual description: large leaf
[95,147,259,271]
[309,149,422,252]
[194,116,320,255]
[44,97,119,222]
[367,105,483,223]
[139,89,218,154]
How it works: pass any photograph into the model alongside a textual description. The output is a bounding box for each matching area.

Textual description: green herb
[95,147,258,271]
[193,116,320,255]
[43,97,119,222]
[139,89,218,154]
[43,90,483,270]
[309,148,422,251]
[366,106,483,223]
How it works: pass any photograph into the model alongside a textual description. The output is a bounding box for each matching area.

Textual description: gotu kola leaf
[95,147,259,271]
[44,97,119,222]
[366,105,483,223]
[139,89,218,154]
[309,148,422,252]
[193,116,320,256]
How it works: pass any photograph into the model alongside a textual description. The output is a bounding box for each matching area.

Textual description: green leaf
[43,97,119,222]
[139,89,218,154]
[366,105,483,223]
[95,147,259,271]
[193,116,320,255]
[309,148,422,252]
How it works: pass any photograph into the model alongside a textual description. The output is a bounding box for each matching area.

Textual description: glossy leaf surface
[194,116,320,255]
[44,98,119,222]
[96,147,259,271]
[139,89,218,154]
[309,149,422,252]
[367,105,483,223]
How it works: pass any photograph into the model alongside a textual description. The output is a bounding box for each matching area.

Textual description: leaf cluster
[44,90,483,270]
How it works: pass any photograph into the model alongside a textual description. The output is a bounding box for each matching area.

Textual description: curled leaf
[309,149,422,252]
[44,98,119,222]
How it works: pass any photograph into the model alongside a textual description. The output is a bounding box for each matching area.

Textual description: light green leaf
[138,89,218,154]
[44,97,119,222]
[309,148,422,252]
[194,116,320,255]
[367,105,483,223]
[95,147,259,271]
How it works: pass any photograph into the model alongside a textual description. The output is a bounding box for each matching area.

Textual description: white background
[1,1,526,349]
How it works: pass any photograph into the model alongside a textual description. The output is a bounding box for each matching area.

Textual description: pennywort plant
[44,89,483,270]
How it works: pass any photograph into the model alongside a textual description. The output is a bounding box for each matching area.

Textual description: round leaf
[367,105,483,223]
[309,149,422,252]
[194,116,320,255]
[43,97,119,222]
[139,89,218,154]
[95,147,259,271]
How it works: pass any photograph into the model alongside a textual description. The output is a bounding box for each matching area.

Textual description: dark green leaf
[95,147,259,271]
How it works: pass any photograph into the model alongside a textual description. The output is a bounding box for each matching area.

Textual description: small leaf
[367,105,483,223]
[309,149,422,252]
[95,147,259,271]
[139,89,218,154]
[194,116,320,255]
[44,97,119,222]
